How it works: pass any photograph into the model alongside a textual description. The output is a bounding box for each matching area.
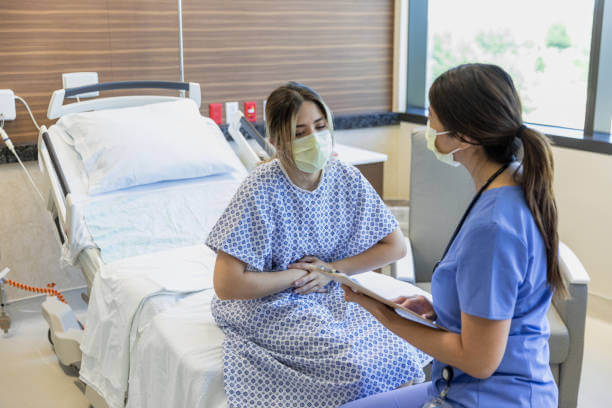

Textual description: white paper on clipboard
[320,270,445,331]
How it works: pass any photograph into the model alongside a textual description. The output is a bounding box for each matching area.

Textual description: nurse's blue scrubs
[341,185,558,407]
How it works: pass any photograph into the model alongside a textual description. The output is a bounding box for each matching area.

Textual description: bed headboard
[47,81,201,119]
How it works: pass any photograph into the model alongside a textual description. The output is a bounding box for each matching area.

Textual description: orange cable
[5,279,66,303]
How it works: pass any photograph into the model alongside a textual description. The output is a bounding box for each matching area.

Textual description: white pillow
[57,99,242,195]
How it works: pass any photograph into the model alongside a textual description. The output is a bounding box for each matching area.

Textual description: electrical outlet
[0,90,16,121]
[209,103,223,124]
[244,101,257,122]
[225,101,239,125]
[62,72,99,98]
[262,99,267,122]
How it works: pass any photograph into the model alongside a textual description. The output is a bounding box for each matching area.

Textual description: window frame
[404,0,612,155]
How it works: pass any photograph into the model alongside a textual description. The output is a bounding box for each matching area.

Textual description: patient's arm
[334,228,407,274]
[213,250,308,300]
[290,228,407,278]
[288,228,407,294]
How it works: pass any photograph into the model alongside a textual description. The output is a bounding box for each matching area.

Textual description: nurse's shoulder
[493,186,537,238]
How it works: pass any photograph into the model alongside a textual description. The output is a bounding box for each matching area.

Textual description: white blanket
[127,290,228,408]
[79,245,218,408]
[82,175,243,264]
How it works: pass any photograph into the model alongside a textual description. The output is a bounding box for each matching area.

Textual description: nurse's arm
[213,250,308,300]
[331,228,407,275]
[344,289,511,380]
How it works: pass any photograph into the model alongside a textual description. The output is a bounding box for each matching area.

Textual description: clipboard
[317,269,446,331]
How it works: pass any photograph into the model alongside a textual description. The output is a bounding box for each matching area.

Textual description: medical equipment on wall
[1,95,45,203]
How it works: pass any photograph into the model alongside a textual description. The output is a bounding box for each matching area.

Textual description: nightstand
[333,143,387,197]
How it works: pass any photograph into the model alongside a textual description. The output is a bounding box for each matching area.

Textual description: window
[427,0,594,130]
[406,0,612,149]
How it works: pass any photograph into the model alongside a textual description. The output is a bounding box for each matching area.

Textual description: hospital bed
[41,80,266,293]
[38,80,268,408]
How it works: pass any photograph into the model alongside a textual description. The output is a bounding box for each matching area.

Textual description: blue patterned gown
[206,158,430,408]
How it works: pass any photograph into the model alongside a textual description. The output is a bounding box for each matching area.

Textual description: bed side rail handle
[41,131,71,198]
[48,81,202,119]
[239,116,274,158]
[64,81,189,98]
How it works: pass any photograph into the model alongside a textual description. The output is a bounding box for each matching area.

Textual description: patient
[206,82,430,407]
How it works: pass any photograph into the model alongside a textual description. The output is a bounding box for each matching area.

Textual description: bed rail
[47,80,201,119]
[39,127,71,244]
[238,116,275,158]
[41,131,71,198]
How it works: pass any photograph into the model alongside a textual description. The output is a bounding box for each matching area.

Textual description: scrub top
[430,185,558,407]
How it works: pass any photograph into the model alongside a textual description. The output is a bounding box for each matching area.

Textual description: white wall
[552,146,612,305]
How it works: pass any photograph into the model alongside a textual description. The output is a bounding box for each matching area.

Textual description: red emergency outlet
[244,101,257,122]
[209,103,223,124]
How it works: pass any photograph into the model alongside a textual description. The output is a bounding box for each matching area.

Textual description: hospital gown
[206,158,430,408]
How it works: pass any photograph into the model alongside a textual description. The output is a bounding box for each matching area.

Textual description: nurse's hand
[393,295,437,321]
[341,284,396,323]
[290,257,333,294]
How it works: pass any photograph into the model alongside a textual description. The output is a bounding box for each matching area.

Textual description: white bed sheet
[79,244,218,408]
[127,289,228,408]
[45,124,247,264]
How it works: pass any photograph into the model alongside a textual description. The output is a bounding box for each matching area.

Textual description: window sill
[400,107,612,156]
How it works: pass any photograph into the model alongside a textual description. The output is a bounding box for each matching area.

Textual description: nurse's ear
[456,133,480,147]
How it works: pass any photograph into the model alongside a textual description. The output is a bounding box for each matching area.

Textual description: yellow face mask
[292,129,333,173]
[425,120,462,167]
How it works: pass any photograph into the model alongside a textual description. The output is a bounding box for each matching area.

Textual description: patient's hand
[393,295,436,320]
[289,256,333,295]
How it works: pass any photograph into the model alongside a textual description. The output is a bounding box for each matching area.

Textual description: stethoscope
[429,162,510,405]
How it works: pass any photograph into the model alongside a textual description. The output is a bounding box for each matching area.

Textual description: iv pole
[178,0,185,97]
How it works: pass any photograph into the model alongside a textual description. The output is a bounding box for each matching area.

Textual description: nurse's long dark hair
[429,63,567,298]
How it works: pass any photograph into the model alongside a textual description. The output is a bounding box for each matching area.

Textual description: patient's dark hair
[265,82,333,168]
[429,63,567,298]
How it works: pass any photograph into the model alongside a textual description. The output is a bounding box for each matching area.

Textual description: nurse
[206,82,430,408]
[341,64,565,408]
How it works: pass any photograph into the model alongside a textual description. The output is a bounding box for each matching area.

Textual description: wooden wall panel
[0,0,393,145]
[183,0,393,120]
[0,0,179,145]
